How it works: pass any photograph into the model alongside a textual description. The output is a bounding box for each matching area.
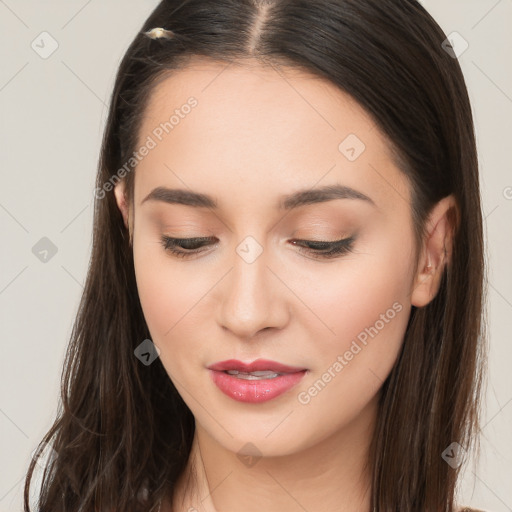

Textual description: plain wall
[0,1,511,510]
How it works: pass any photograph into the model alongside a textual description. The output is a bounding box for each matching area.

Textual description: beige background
[0,1,511,510]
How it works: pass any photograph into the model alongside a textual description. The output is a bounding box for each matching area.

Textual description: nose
[216,242,290,340]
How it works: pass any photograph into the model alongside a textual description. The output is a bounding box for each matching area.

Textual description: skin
[114,58,456,512]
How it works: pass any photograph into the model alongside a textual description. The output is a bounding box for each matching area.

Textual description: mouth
[207,358,307,374]
[207,359,308,403]
[220,370,285,380]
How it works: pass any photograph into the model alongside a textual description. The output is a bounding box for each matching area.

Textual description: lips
[207,358,307,374]
[207,359,308,403]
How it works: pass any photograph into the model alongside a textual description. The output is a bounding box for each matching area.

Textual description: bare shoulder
[458,507,488,512]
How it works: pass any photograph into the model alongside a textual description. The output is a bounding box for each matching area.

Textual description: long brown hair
[24,1,487,510]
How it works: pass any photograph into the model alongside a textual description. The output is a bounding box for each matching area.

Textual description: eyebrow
[141,184,376,210]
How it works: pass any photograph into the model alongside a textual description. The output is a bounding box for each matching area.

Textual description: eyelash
[160,235,356,260]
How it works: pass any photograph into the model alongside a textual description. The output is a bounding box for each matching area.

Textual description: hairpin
[143,27,175,40]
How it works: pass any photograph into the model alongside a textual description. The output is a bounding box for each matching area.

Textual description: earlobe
[410,195,458,308]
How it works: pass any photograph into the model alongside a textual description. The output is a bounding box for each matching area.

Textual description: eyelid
[160,234,356,260]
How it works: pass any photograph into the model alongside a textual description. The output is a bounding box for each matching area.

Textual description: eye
[289,236,356,260]
[160,235,356,260]
[160,236,217,258]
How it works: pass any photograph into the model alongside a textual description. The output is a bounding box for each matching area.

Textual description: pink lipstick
[207,359,307,403]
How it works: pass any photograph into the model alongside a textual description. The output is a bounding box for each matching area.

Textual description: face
[115,58,430,457]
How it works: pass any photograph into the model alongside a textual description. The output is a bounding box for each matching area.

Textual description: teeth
[226,370,281,379]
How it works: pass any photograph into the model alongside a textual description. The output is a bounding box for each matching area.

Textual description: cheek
[289,244,413,433]
[298,226,413,335]
[132,236,203,349]
[293,229,414,380]
[132,231,229,381]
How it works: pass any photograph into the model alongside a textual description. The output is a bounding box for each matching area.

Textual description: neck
[169,395,378,512]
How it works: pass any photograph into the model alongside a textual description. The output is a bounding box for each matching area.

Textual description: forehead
[142,57,377,140]
[134,57,411,213]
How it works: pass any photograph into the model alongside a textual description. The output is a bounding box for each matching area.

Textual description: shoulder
[457,507,489,512]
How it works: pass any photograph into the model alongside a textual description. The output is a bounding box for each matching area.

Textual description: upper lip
[207,358,307,374]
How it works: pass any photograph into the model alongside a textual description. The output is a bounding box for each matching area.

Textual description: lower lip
[209,369,307,403]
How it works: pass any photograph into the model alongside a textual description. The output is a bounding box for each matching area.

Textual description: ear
[410,194,459,308]
[113,180,133,245]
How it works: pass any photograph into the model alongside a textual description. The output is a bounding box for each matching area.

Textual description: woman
[24,1,487,511]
